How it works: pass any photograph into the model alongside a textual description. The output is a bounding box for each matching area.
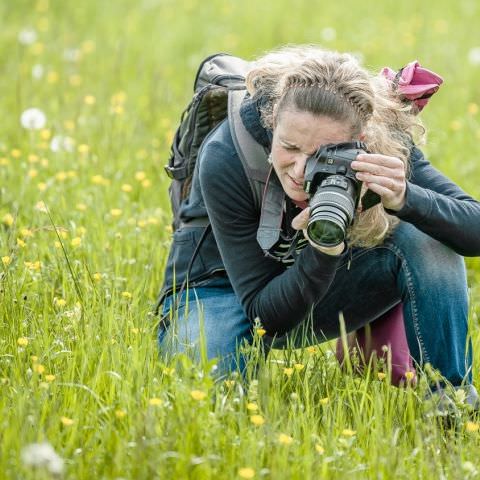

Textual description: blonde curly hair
[246,45,425,247]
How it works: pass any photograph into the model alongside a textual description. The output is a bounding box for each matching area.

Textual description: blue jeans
[159,222,473,386]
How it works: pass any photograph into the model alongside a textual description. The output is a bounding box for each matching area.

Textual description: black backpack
[164,53,271,231]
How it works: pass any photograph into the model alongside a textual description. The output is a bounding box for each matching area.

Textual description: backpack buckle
[164,164,188,180]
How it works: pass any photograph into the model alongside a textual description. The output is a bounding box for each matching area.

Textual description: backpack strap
[228,89,285,251]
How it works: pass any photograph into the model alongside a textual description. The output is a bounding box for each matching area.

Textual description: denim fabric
[159,221,473,387]
[159,282,253,378]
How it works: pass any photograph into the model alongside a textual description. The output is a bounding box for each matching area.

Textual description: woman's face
[271,109,354,202]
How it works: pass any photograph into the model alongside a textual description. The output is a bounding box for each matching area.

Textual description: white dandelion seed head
[20,108,46,130]
[468,47,480,66]
[18,28,38,45]
[21,442,64,476]
[351,51,364,64]
[32,64,45,80]
[50,135,75,153]
[321,27,337,42]
[63,48,81,62]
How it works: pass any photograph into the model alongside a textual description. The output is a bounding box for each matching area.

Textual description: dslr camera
[303,141,380,247]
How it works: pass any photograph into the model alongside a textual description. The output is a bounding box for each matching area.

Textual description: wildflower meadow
[1,0,480,478]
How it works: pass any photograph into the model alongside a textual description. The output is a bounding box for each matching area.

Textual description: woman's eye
[283,145,298,151]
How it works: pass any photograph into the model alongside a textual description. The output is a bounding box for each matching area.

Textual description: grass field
[1,0,480,478]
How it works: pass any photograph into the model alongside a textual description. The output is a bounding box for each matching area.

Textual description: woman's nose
[292,153,308,178]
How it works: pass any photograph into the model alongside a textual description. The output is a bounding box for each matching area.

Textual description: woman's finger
[291,207,310,231]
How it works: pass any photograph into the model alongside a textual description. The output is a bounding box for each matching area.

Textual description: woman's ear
[358,132,366,141]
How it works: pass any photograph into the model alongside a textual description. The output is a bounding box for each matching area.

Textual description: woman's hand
[351,153,407,211]
[292,207,345,256]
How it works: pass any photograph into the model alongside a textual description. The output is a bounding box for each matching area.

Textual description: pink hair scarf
[381,60,443,112]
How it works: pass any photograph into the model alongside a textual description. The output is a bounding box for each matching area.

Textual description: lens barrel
[307,178,356,247]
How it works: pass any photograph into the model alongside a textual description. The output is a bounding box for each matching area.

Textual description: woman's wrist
[310,241,345,256]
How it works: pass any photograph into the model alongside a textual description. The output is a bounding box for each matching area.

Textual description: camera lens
[307,177,356,247]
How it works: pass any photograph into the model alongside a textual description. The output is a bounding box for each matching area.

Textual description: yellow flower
[35,201,48,213]
[71,237,82,247]
[278,433,293,445]
[0,157,9,166]
[28,169,38,178]
[55,171,68,181]
[250,415,265,426]
[135,171,146,181]
[69,74,82,87]
[25,261,42,271]
[54,298,67,307]
[115,409,127,419]
[84,95,96,105]
[341,429,356,437]
[121,291,132,299]
[190,390,207,401]
[283,367,294,377]
[30,355,38,362]
[11,149,21,158]
[246,403,258,411]
[2,256,11,266]
[319,397,329,405]
[162,367,175,376]
[33,363,45,374]
[81,40,96,54]
[91,174,109,186]
[40,129,51,140]
[315,444,325,454]
[2,213,14,227]
[93,272,102,282]
[121,184,133,193]
[465,422,480,433]
[37,182,47,192]
[468,103,478,115]
[255,328,266,337]
[54,241,62,249]
[224,380,235,388]
[76,203,87,211]
[148,397,163,406]
[28,154,39,163]
[110,209,122,217]
[404,371,415,381]
[45,374,56,382]
[293,363,304,371]
[46,71,59,83]
[238,467,255,479]
[131,328,139,335]
[450,120,462,131]
[17,238,26,248]
[77,144,89,154]
[60,416,75,426]
[17,337,29,347]
[64,120,75,131]
[20,228,34,238]
[141,179,151,188]
[377,372,387,381]
[306,346,318,354]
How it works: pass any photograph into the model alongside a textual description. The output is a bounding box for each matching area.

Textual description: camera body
[303,141,380,247]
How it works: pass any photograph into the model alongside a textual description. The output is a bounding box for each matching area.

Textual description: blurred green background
[1,1,479,477]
